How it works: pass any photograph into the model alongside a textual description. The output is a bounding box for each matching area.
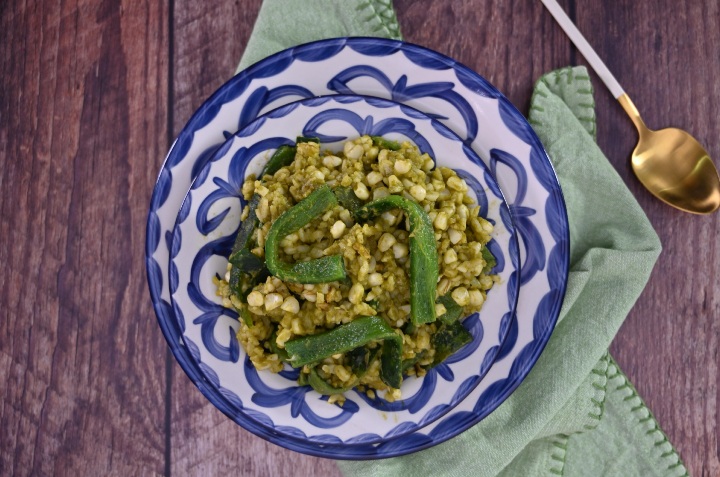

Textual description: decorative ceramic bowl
[170,95,519,451]
[147,37,569,459]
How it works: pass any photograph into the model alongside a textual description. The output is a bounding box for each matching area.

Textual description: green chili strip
[345,346,370,376]
[301,346,383,395]
[357,195,439,325]
[265,184,346,283]
[380,338,402,388]
[371,135,401,151]
[285,316,401,368]
[436,293,463,324]
[296,136,319,144]
[481,246,496,273]
[268,329,290,362]
[262,145,296,177]
[402,350,429,373]
[401,321,417,335]
[332,186,365,219]
[431,295,472,366]
[228,193,267,324]
[306,367,356,395]
[431,320,473,366]
[230,193,261,256]
[229,248,265,274]
[237,305,253,327]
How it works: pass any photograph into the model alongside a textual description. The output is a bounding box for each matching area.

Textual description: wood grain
[1,0,718,475]
[168,2,341,476]
[0,0,169,475]
[573,1,720,476]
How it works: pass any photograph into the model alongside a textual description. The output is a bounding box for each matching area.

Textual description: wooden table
[2,1,718,475]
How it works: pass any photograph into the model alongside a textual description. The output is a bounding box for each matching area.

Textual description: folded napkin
[237,2,688,475]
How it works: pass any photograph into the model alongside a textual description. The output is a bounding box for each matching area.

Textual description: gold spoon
[541,0,720,214]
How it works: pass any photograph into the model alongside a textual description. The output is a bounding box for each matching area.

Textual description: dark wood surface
[1,0,717,475]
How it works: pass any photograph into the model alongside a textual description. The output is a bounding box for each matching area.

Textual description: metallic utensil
[540,0,720,214]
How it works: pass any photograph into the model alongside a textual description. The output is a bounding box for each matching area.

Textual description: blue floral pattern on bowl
[170,95,519,446]
[146,37,569,459]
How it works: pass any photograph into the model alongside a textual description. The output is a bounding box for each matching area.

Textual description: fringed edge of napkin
[605,358,689,477]
[356,0,403,39]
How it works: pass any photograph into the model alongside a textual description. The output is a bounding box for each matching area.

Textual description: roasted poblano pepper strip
[301,347,381,396]
[228,193,267,322]
[356,195,439,325]
[268,330,290,362]
[265,185,347,283]
[285,316,402,369]
[380,338,402,388]
[262,145,296,177]
[230,193,261,256]
[332,186,365,219]
[481,246,496,273]
[402,350,429,372]
[401,321,417,335]
[345,346,370,376]
[306,366,356,395]
[237,305,254,327]
[296,136,319,144]
[370,135,401,151]
[436,293,463,323]
[431,295,472,366]
[228,266,245,297]
[229,248,265,274]
[431,320,472,366]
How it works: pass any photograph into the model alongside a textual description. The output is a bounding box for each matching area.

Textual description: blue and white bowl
[170,95,520,449]
[147,37,570,459]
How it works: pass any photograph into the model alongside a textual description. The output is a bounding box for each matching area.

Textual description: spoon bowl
[620,94,720,214]
[542,0,720,214]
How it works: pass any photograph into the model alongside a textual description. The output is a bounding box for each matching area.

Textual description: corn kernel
[392,242,408,259]
[366,171,384,186]
[378,233,397,252]
[322,155,342,168]
[264,293,283,311]
[368,272,383,287]
[444,249,458,264]
[409,184,427,201]
[447,176,467,191]
[434,211,449,230]
[469,289,484,307]
[330,220,346,239]
[349,283,365,304]
[448,228,463,244]
[393,159,411,175]
[280,296,300,314]
[354,182,370,200]
[451,287,470,306]
[346,144,364,160]
[247,291,264,307]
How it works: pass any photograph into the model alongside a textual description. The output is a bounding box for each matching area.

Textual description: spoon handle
[540,0,625,99]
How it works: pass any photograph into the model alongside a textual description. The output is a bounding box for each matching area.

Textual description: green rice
[215,135,498,404]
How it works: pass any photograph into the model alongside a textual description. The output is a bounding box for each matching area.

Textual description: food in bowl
[215,135,497,404]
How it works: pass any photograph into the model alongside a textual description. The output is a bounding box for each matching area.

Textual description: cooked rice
[215,135,498,403]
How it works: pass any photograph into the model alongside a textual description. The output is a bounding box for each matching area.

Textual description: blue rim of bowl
[168,93,522,447]
[146,37,569,459]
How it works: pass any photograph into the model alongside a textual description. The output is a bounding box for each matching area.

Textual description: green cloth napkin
[236,0,401,73]
[237,2,688,475]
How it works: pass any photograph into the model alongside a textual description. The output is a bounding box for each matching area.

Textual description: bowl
[147,37,569,459]
[169,95,520,453]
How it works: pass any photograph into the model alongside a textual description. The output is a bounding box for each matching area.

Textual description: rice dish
[215,135,497,404]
